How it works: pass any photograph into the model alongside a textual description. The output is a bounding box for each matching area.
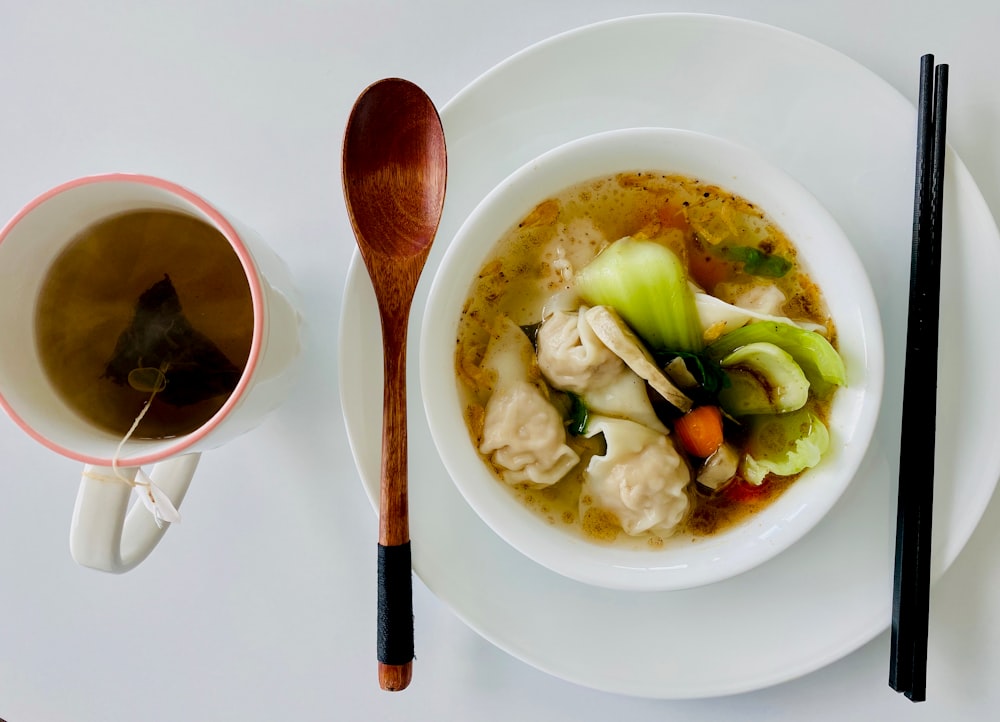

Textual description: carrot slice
[686,246,732,292]
[674,405,724,458]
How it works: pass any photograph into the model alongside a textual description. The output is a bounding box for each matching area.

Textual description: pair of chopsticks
[889,54,949,703]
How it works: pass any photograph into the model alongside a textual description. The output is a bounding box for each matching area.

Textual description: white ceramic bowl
[420,128,884,591]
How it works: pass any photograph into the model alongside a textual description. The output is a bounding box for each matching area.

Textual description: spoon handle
[377,324,414,691]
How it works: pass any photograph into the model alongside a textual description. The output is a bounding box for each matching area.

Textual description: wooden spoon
[342,78,447,692]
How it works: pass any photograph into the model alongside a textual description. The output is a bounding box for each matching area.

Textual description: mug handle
[69,453,200,573]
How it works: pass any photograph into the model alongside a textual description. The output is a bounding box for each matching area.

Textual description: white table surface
[1,1,998,720]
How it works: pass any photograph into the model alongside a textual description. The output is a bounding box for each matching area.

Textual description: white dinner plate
[339,13,1000,698]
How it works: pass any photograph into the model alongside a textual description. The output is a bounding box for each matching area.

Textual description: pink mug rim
[0,173,266,467]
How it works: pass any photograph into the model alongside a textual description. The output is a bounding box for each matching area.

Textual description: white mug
[0,174,302,572]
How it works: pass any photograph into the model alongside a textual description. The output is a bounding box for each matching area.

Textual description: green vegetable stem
[719,245,793,278]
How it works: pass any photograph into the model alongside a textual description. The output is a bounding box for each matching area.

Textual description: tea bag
[101,273,243,526]
[102,274,242,406]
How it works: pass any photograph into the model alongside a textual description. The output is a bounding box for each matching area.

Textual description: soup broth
[455,171,838,549]
[35,209,254,440]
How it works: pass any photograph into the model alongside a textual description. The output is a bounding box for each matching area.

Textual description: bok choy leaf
[705,321,845,397]
[575,236,703,353]
[741,408,830,484]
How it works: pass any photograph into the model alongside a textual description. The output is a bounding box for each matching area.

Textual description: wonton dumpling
[581,416,691,536]
[726,284,787,316]
[537,309,667,433]
[580,373,668,434]
[479,316,579,487]
[536,308,621,391]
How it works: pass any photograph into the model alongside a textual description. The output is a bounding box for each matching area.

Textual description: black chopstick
[889,53,948,703]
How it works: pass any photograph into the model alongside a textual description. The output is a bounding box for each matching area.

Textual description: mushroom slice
[697,442,740,491]
[583,305,693,413]
[664,356,700,390]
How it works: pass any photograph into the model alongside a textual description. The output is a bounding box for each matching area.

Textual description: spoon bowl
[342,77,447,691]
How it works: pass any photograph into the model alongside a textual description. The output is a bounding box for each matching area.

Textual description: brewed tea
[35,210,254,439]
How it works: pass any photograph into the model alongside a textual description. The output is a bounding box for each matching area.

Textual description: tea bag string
[110,391,154,476]
[107,364,181,527]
